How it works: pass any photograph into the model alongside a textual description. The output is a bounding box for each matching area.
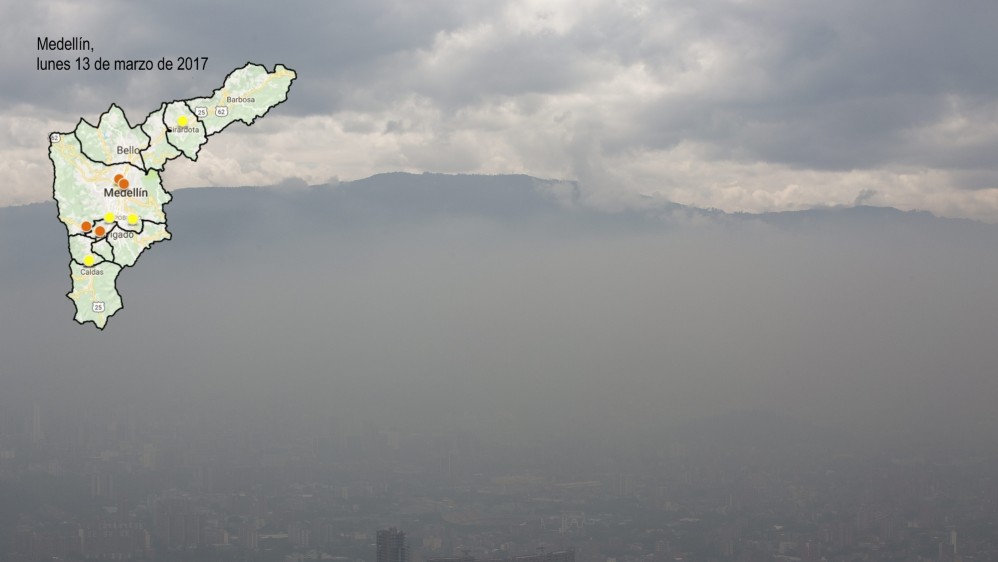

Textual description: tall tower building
[91,471,116,500]
[31,403,43,443]
[377,528,407,562]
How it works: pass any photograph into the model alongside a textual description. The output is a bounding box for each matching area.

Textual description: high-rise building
[289,521,312,549]
[377,527,408,562]
[31,403,43,443]
[153,498,202,550]
[91,471,115,500]
[238,522,259,551]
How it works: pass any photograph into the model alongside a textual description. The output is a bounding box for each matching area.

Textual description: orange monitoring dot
[81,221,92,233]
[118,178,130,189]
[113,174,124,184]
[94,226,106,237]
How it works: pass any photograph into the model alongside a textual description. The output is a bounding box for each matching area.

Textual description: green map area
[50,62,297,329]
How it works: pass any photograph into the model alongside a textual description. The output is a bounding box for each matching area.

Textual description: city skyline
[4,1,998,561]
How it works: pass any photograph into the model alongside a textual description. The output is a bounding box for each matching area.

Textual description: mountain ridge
[2,172,989,230]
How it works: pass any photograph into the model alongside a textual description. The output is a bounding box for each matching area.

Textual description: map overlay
[49,62,296,329]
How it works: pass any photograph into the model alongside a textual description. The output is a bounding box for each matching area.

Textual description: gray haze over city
[4,1,998,561]
[3,173,998,444]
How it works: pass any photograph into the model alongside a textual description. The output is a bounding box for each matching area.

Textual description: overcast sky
[5,0,998,220]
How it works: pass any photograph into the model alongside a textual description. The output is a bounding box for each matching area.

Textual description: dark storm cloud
[618,1,998,171]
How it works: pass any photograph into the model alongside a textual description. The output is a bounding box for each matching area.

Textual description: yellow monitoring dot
[104,212,116,223]
[177,115,189,127]
[83,255,95,267]
[127,213,139,225]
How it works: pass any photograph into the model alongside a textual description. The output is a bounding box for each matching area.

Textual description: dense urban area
[2,405,997,562]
